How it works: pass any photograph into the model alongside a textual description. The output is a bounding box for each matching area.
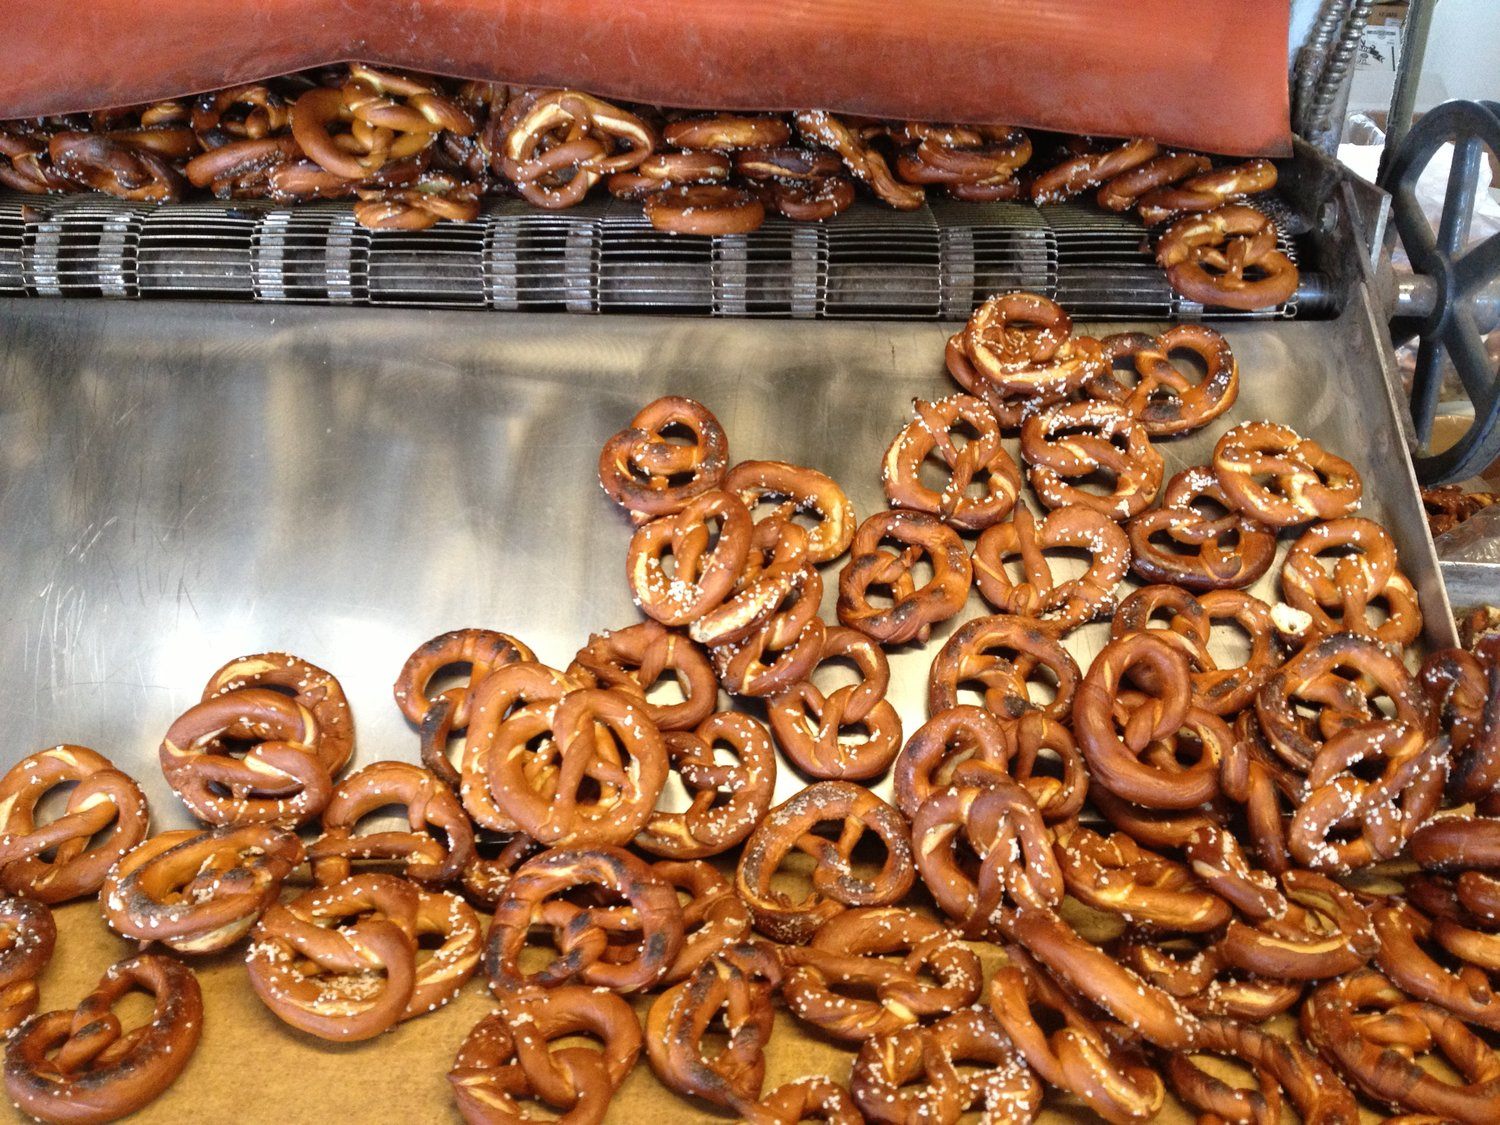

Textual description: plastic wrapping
[0,0,1291,156]
[1437,504,1500,564]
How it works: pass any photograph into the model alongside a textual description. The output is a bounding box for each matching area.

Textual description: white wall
[1414,0,1500,109]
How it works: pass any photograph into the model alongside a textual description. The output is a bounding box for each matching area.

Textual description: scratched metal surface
[0,297,1454,821]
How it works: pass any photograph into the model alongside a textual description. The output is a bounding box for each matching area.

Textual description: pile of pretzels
[0,66,1296,309]
[3,290,1481,1124]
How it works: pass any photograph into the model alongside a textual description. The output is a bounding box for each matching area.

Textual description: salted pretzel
[0,746,149,904]
[756,175,857,220]
[894,124,1032,198]
[627,490,754,627]
[664,115,790,151]
[849,1006,1041,1125]
[733,146,844,183]
[783,907,982,1041]
[1121,931,1305,1022]
[0,897,54,1034]
[972,505,1130,628]
[607,150,733,199]
[1213,420,1362,527]
[1424,484,1500,536]
[1375,900,1500,1031]
[48,133,187,202]
[712,611,826,699]
[927,614,1080,724]
[944,333,1075,431]
[1085,324,1239,435]
[449,985,641,1125]
[1127,465,1277,590]
[1097,151,1211,212]
[643,183,768,234]
[201,650,354,774]
[723,459,855,564]
[744,1078,863,1125]
[1158,204,1299,310]
[353,175,482,230]
[100,825,303,953]
[487,846,683,994]
[768,626,902,780]
[568,621,716,731]
[735,782,914,944]
[959,292,1100,392]
[637,712,776,860]
[1020,401,1163,519]
[4,953,202,1125]
[650,861,753,984]
[1112,585,1280,715]
[881,394,1022,531]
[1031,137,1159,203]
[191,83,291,148]
[1056,826,1230,933]
[293,67,473,182]
[646,942,781,1112]
[1421,648,1500,806]
[1138,158,1279,225]
[689,518,810,647]
[792,111,924,211]
[0,126,73,194]
[185,133,302,196]
[1280,517,1423,647]
[499,90,655,208]
[599,395,730,523]
[837,511,971,646]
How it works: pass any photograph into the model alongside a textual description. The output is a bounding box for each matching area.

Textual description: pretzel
[986,951,1164,1123]
[1424,485,1500,537]
[1375,901,1500,1031]
[1112,585,1280,715]
[1020,401,1163,520]
[1121,933,1305,1022]
[0,746,149,903]
[266,154,430,201]
[4,954,202,1125]
[627,490,754,626]
[0,897,54,1034]
[1421,649,1500,806]
[1097,151,1211,211]
[353,175,482,230]
[100,825,302,953]
[782,907,982,1040]
[927,614,1080,724]
[663,115,790,151]
[733,147,844,183]
[944,333,1074,431]
[895,125,1031,198]
[723,459,855,564]
[768,625,902,780]
[749,173,853,221]
[1056,826,1230,933]
[191,83,291,147]
[456,832,542,912]
[645,942,781,1111]
[486,846,683,994]
[1280,518,1423,648]
[690,518,810,647]
[735,782,914,944]
[1031,137,1159,203]
[500,89,653,196]
[643,183,767,235]
[1138,159,1279,225]
[743,1078,863,1125]
[599,395,730,523]
[881,394,1021,530]
[837,511,971,646]
[48,133,187,202]
[650,860,753,984]
[972,505,1130,629]
[293,69,472,181]
[1157,204,1299,310]
[637,711,776,859]
[1127,465,1277,590]
[1085,324,1239,435]
[568,621,716,731]
[792,111,924,211]
[201,651,354,774]
[849,1006,1041,1125]
[1303,969,1500,1120]
[608,147,731,191]
[711,612,826,699]
[0,126,73,194]
[449,987,641,1124]
[960,292,1100,393]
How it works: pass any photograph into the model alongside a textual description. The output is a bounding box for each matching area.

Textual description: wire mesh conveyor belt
[0,191,1320,319]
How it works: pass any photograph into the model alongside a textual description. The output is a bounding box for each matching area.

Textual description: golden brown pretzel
[960,292,1101,393]
[636,711,776,859]
[1280,517,1423,648]
[0,897,54,1035]
[568,621,716,731]
[495,90,653,208]
[627,490,754,627]
[1055,825,1230,933]
[100,825,302,953]
[1085,324,1239,436]
[650,860,752,984]
[1020,401,1164,520]
[723,459,855,565]
[735,782,915,944]
[711,612,826,699]
[768,625,902,780]
[743,1078,862,1125]
[1138,158,1279,225]
[881,394,1021,531]
[643,183,767,234]
[0,746,150,904]
[1127,465,1277,590]
[972,504,1129,629]
[1157,204,1299,310]
[292,69,469,181]
[1097,151,1211,212]
[607,150,733,199]
[1212,421,1363,527]
[184,134,301,195]
[598,395,730,524]
[927,613,1080,724]
[4,953,202,1125]
[792,110,924,211]
[895,124,1031,199]
[1031,137,1159,203]
[837,511,972,646]
[48,133,187,202]
[943,333,1073,431]
[1375,900,1500,1031]
[689,518,810,647]
[201,651,353,774]
[663,115,790,151]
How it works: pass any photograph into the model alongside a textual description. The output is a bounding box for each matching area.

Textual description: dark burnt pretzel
[1111,585,1280,715]
[689,518,810,647]
[1097,151,1211,212]
[0,746,149,903]
[1213,420,1363,527]
[768,625,902,780]
[201,651,354,774]
[1085,324,1239,436]
[448,985,641,1125]
[1020,401,1164,520]
[1375,900,1500,1031]
[724,460,856,565]
[792,111,924,211]
[308,760,475,887]
[880,394,1022,531]
[972,505,1130,629]
[664,114,790,151]
[735,782,915,944]
[960,292,1100,393]
[651,860,752,985]
[486,846,684,994]
[393,627,535,730]
[743,1078,863,1125]
[1127,465,1277,590]
[637,711,776,859]
[1031,136,1160,203]
[4,954,202,1125]
[1055,826,1230,933]
[598,396,730,524]
[1157,204,1299,310]
[849,1006,1041,1125]
[0,897,54,1034]
[568,620,717,731]
[100,825,303,953]
[927,614,1081,724]
[836,511,971,646]
[1138,158,1279,225]
[627,490,754,627]
[1280,517,1423,648]
[48,133,187,202]
[782,907,982,1041]
[645,942,781,1112]
[643,183,767,235]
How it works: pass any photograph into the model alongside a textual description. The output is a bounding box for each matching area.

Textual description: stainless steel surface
[0,298,1455,822]
[1440,561,1500,608]
[1380,0,1438,179]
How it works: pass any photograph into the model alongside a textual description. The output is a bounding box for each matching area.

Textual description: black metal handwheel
[1380,99,1500,484]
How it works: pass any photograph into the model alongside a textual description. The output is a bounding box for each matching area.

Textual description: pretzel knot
[735,782,915,944]
[1031,136,1159,203]
[201,651,354,775]
[48,133,187,202]
[960,292,1099,392]
[1157,204,1299,310]
[769,625,902,780]
[100,825,303,953]
[598,396,730,524]
[191,83,291,147]
[1097,151,1211,212]
[499,90,655,209]
[792,110,924,211]
[893,123,1031,199]
[1421,648,1500,808]
[608,149,733,198]
[1086,324,1239,436]
[664,115,790,152]
[627,490,754,627]
[1375,900,1500,1032]
[569,621,716,731]
[354,175,482,231]
[927,614,1081,725]
[1280,517,1423,648]
[712,612,826,700]
[1021,401,1164,520]
[724,459,855,565]
[973,505,1129,629]
[0,127,73,194]
[650,860,753,984]
[448,985,642,1125]
[637,712,776,860]
[837,511,972,646]
[1168,1016,1358,1125]
[881,394,1022,531]
[744,1077,862,1125]
[0,897,54,1034]
[1056,826,1230,933]
[1127,465,1277,590]
[1138,158,1279,225]
[690,517,810,647]
[782,907,982,1041]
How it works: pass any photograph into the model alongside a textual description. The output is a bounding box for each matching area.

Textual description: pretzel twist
[1138,159,1278,225]
[837,511,972,646]
[792,111,924,211]
[973,505,1130,629]
[663,115,790,152]
[1157,205,1299,310]
[712,614,826,699]
[1021,401,1163,520]
[627,490,754,627]
[769,626,902,780]
[1056,825,1230,933]
[201,651,353,774]
[1280,518,1423,648]
[1086,324,1239,435]
[743,1078,863,1125]
[637,711,776,859]
[881,394,1022,531]
[48,133,187,202]
[724,460,855,565]
[0,897,54,1034]
[650,860,753,984]
[927,614,1081,725]
[644,183,767,235]
[1127,465,1277,590]
[568,621,716,731]
[1375,900,1500,1031]
[1097,151,1211,212]
[690,518,810,647]
[1421,648,1500,807]
[1031,137,1159,203]
[599,396,730,523]
[960,292,1100,393]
